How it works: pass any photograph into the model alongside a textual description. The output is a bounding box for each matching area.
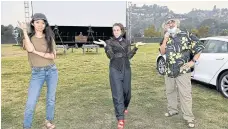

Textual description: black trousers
[109,66,131,120]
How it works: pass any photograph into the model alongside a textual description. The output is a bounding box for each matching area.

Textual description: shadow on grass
[191,80,217,90]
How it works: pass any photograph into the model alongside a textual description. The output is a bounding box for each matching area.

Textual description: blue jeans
[23,64,58,128]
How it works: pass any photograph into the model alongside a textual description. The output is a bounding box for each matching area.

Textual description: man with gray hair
[160,19,205,128]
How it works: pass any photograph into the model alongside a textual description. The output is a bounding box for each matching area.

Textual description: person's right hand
[93,39,106,47]
[17,21,27,31]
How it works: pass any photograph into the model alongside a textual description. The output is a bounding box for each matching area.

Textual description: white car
[156,36,228,98]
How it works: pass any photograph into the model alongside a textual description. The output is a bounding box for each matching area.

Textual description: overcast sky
[132,1,228,14]
[1,1,228,27]
[1,1,127,27]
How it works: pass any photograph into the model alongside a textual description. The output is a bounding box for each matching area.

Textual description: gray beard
[170,28,181,37]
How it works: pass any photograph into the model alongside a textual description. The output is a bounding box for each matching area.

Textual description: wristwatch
[191,58,197,64]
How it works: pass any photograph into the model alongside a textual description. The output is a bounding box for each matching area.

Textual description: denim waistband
[31,64,56,70]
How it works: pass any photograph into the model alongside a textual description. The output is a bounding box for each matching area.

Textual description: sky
[132,1,228,14]
[1,1,228,27]
[1,1,127,27]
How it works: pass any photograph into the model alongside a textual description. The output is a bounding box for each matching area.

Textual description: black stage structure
[50,25,125,48]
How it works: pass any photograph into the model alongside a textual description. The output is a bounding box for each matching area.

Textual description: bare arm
[22,30,35,52]
[18,21,35,52]
[52,39,57,58]
[160,36,169,55]
[160,32,170,55]
[33,50,55,60]
[192,52,201,61]
[33,39,56,60]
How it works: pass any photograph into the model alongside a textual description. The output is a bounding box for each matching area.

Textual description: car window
[203,40,228,53]
[200,40,208,44]
[220,41,228,53]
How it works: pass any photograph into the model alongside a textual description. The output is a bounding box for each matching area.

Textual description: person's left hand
[54,50,57,58]
[181,61,195,71]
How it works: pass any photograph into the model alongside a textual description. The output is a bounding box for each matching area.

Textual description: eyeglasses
[166,19,175,24]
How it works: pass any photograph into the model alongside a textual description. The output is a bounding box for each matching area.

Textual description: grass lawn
[1,44,228,129]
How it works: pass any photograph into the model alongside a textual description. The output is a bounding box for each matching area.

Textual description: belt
[32,64,56,70]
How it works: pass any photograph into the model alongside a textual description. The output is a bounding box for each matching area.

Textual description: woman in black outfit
[94,23,145,129]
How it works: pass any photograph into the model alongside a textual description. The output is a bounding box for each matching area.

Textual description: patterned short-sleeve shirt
[165,31,205,78]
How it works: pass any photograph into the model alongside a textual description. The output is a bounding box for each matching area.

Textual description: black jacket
[105,38,138,71]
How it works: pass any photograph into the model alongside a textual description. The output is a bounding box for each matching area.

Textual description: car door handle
[216,58,224,60]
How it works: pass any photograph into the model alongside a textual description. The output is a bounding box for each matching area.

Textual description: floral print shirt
[165,31,205,78]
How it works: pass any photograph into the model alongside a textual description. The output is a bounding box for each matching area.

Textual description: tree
[1,24,15,44]
[219,23,228,30]
[134,32,142,37]
[200,19,220,35]
[1,25,5,36]
[220,29,228,36]
[144,25,160,37]
[180,17,197,30]
[197,26,209,38]
[191,28,199,37]
[5,25,14,37]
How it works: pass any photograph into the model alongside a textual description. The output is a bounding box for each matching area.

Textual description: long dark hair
[29,19,54,53]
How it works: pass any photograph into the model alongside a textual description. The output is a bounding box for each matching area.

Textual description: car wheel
[157,57,166,75]
[218,71,228,98]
